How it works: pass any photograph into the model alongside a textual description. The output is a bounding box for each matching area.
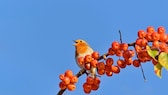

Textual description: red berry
[65,70,73,77]
[59,74,65,80]
[145,33,152,41]
[83,83,92,93]
[159,34,167,42]
[140,38,148,47]
[62,77,70,85]
[151,32,160,41]
[84,88,91,94]
[120,43,128,51]
[84,55,92,63]
[94,77,101,85]
[84,63,91,70]
[97,62,105,70]
[90,59,98,67]
[117,59,126,68]
[138,30,146,38]
[70,75,78,83]
[125,58,133,65]
[115,50,123,57]
[111,41,120,50]
[67,83,76,91]
[159,42,167,51]
[59,82,67,90]
[123,50,134,59]
[105,65,112,72]
[111,65,120,74]
[158,26,165,34]
[108,48,115,55]
[135,45,142,52]
[98,69,105,75]
[91,84,99,91]
[152,40,159,48]
[133,59,140,67]
[106,71,113,76]
[106,58,114,66]
[92,52,100,59]
[136,38,142,46]
[86,76,94,85]
[147,26,155,34]
[77,57,84,65]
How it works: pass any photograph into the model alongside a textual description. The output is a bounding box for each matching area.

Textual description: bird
[73,39,96,78]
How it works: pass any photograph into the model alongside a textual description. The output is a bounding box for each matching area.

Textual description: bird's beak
[73,40,77,46]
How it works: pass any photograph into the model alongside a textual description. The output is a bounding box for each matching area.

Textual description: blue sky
[0,0,168,95]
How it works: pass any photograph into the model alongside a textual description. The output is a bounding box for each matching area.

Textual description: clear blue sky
[0,0,168,95]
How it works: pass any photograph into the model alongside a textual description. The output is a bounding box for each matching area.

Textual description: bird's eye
[80,40,82,43]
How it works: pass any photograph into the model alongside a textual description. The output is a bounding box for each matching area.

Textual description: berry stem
[119,30,123,43]
[140,63,147,82]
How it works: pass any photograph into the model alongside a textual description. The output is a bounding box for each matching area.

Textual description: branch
[128,42,136,46]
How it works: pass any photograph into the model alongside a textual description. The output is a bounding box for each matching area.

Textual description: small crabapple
[111,41,120,50]
[111,65,120,74]
[65,70,73,77]
[133,59,140,67]
[117,59,126,68]
[138,30,146,38]
[67,83,76,91]
[92,52,100,59]
[106,58,114,66]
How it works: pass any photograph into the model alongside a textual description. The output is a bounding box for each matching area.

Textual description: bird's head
[73,39,89,47]
[73,39,90,54]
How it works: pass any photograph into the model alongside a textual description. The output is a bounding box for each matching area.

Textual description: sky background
[0,0,168,95]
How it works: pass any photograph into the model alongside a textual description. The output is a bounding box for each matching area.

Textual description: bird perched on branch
[73,39,96,78]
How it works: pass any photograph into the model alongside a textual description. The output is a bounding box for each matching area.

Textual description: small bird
[73,39,96,78]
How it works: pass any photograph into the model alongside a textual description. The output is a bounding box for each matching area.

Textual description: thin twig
[119,30,123,43]
[140,63,147,82]
[133,44,147,82]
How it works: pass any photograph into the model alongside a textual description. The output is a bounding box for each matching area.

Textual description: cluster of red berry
[107,41,135,69]
[83,76,100,94]
[97,58,120,76]
[59,51,100,94]
[59,70,78,91]
[135,26,167,66]
[78,52,101,93]
[77,51,100,70]
[107,26,167,68]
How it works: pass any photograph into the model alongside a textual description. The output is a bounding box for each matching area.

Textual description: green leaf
[146,45,159,59]
[158,52,168,70]
[154,63,162,78]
